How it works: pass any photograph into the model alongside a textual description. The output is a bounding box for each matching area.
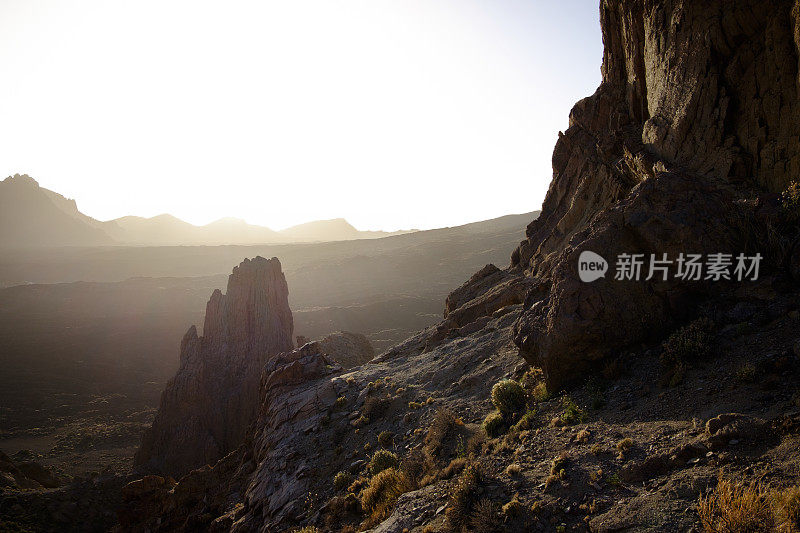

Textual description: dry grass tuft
[440,457,468,479]
[616,438,634,452]
[469,498,502,533]
[360,468,414,528]
[445,463,485,532]
[425,408,464,459]
[698,475,775,532]
[776,485,800,528]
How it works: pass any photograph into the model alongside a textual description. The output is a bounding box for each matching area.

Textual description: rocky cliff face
[134,256,294,476]
[511,0,800,388]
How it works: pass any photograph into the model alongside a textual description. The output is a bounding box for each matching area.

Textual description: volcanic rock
[134,256,294,476]
[510,0,800,389]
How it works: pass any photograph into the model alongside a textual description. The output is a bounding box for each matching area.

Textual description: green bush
[660,317,714,368]
[510,408,537,432]
[561,397,586,425]
[368,449,399,475]
[482,411,505,438]
[333,471,352,491]
[491,379,527,415]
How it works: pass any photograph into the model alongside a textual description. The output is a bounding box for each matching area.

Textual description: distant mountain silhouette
[278,218,414,242]
[0,174,115,247]
[105,214,283,245]
[0,175,416,247]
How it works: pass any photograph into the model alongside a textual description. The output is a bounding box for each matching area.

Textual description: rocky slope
[134,257,294,476]
[116,2,800,532]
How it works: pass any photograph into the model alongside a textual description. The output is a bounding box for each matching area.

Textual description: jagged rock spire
[135,256,293,476]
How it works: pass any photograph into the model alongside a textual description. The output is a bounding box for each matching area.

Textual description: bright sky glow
[0,1,602,231]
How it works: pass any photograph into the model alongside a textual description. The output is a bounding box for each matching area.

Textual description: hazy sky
[0,1,602,231]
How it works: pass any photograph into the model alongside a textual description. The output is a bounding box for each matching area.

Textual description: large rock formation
[312,331,376,369]
[510,0,800,388]
[135,256,294,476]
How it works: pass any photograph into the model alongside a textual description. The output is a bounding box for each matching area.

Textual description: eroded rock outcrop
[511,0,800,388]
[134,256,294,476]
[313,331,375,369]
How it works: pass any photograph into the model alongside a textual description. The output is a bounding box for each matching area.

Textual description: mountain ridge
[0,174,418,246]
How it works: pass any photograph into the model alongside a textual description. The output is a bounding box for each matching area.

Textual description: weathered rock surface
[313,331,375,369]
[511,0,800,388]
[134,256,294,476]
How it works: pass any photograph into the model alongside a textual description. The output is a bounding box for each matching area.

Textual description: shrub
[408,401,423,410]
[425,408,464,459]
[467,432,487,456]
[661,318,714,369]
[378,431,393,448]
[360,468,413,525]
[491,379,527,415]
[616,438,634,452]
[363,395,391,419]
[445,463,484,532]
[560,397,587,425]
[398,448,432,487]
[333,471,352,492]
[368,449,399,476]
[510,408,537,432]
[470,498,502,533]
[335,396,347,409]
[440,457,467,479]
[504,463,521,476]
[550,454,568,476]
[698,475,774,532]
[782,181,800,221]
[502,494,524,517]
[531,381,551,402]
[482,412,505,438]
[545,455,568,490]
[520,367,543,390]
